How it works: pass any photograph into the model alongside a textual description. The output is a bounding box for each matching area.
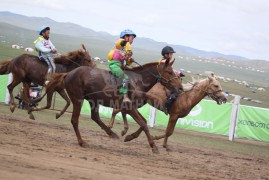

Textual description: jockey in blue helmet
[107,29,136,103]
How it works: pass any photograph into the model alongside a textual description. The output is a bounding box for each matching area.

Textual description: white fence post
[148,106,156,128]
[229,95,240,141]
[5,73,13,105]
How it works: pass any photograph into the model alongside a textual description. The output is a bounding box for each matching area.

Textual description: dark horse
[0,44,95,119]
[46,59,182,153]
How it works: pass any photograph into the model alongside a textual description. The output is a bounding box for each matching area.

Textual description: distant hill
[0,11,249,61]
[0,12,268,87]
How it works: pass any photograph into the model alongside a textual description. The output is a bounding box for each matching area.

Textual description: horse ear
[211,73,215,77]
[81,44,86,52]
[208,75,213,82]
[169,58,175,65]
[164,58,170,67]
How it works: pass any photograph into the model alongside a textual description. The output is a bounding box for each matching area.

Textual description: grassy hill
[0,43,268,108]
[0,11,253,61]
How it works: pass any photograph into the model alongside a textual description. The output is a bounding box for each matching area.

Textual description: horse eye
[214,85,219,88]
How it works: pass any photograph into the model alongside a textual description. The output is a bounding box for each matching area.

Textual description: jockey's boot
[123,94,131,104]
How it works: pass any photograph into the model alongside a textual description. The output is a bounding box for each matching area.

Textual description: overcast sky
[1,0,269,60]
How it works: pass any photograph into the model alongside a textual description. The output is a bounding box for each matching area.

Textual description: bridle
[132,61,180,90]
[156,64,181,90]
[183,78,223,100]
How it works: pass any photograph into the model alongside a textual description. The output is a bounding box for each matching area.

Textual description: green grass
[1,103,268,158]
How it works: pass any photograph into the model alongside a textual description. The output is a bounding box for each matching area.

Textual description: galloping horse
[108,73,227,150]
[0,44,95,119]
[45,59,182,153]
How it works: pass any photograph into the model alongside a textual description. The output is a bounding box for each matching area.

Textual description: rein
[132,61,179,90]
[182,78,222,98]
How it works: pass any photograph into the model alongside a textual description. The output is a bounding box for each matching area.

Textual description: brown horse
[0,44,95,119]
[45,59,182,153]
[109,73,227,150]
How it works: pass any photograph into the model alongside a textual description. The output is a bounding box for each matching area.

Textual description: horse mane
[0,59,12,66]
[182,76,204,91]
[125,62,160,71]
[54,50,85,65]
[183,82,199,91]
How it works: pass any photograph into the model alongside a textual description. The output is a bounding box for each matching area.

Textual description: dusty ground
[0,113,269,180]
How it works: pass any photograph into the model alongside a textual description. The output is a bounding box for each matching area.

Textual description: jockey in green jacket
[107,29,136,103]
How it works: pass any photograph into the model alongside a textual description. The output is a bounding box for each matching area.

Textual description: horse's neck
[179,79,209,109]
[134,66,158,90]
[55,63,78,73]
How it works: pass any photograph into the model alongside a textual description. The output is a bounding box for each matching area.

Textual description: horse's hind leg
[55,89,70,119]
[7,76,22,112]
[27,89,54,119]
[89,102,119,139]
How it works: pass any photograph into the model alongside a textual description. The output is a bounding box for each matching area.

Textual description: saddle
[145,83,179,114]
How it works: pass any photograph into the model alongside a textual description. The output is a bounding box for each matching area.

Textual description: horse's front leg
[161,114,178,151]
[90,102,119,139]
[28,90,54,119]
[7,77,22,113]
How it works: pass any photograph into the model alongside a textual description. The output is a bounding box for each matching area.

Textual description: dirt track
[0,113,269,180]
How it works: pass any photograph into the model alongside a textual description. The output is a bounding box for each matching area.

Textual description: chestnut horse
[108,73,227,150]
[0,44,95,119]
[45,59,182,153]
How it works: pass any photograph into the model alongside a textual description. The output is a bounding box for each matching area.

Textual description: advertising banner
[236,106,269,142]
[155,100,232,135]
[0,75,8,102]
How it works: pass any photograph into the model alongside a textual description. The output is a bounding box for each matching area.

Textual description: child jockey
[34,26,57,85]
[107,29,136,103]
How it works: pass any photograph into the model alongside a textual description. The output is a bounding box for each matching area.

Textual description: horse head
[80,44,96,67]
[54,44,96,68]
[158,58,183,90]
[206,73,227,104]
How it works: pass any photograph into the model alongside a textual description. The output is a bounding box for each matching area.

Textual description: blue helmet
[38,26,50,35]
[120,29,136,38]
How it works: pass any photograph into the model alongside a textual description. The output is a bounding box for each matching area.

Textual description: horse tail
[0,59,11,74]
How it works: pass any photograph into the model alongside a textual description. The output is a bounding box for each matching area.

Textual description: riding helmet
[161,46,176,56]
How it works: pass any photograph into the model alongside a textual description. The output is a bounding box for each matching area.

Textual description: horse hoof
[79,141,89,148]
[10,106,16,113]
[166,147,172,152]
[56,113,61,119]
[29,114,35,120]
[110,133,119,139]
[152,147,160,154]
[124,135,133,142]
[121,130,127,136]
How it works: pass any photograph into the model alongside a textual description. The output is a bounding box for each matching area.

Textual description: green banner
[0,75,8,102]
[81,100,151,122]
[236,106,269,142]
[155,100,232,135]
